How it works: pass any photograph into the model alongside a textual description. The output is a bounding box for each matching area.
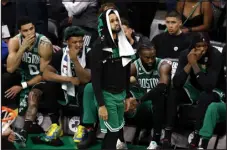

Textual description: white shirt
[62,0,97,17]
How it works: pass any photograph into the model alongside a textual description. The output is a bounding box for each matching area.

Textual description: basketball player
[41,26,91,143]
[162,33,223,149]
[90,9,137,149]
[127,41,172,149]
[3,16,53,147]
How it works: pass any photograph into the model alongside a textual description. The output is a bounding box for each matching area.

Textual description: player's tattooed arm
[25,89,43,121]
[39,38,53,73]
[25,39,53,87]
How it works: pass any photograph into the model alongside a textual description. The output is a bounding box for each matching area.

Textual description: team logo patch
[69,116,80,133]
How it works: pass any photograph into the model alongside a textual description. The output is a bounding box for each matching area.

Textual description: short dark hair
[165,10,181,20]
[64,26,86,41]
[138,37,156,53]
[17,16,33,29]
[121,18,130,27]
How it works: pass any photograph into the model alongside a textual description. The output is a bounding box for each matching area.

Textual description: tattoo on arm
[25,89,42,121]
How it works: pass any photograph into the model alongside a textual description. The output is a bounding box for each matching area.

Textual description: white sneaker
[116,139,128,149]
[147,141,158,149]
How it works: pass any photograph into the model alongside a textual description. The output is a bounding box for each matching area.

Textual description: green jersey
[134,57,164,93]
[17,33,49,82]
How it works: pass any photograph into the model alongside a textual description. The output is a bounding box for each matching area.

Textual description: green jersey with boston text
[17,33,50,82]
[134,57,163,93]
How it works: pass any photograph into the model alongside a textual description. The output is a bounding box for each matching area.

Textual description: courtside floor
[14,134,147,149]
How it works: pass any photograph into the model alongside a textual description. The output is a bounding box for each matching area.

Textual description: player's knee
[28,89,42,105]
[207,103,218,114]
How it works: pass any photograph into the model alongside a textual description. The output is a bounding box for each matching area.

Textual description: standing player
[128,41,172,149]
[91,9,137,149]
[3,16,52,147]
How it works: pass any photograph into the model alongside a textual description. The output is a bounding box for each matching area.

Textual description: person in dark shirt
[188,44,226,149]
[39,26,91,143]
[162,32,223,149]
[152,10,191,59]
[90,9,137,149]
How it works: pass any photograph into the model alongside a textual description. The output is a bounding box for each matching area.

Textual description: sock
[164,127,172,141]
[201,138,209,149]
[102,130,119,149]
[190,131,200,147]
[119,128,125,143]
[49,113,59,125]
[24,120,33,131]
[82,123,94,131]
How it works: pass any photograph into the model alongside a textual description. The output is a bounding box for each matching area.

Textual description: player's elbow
[7,67,15,73]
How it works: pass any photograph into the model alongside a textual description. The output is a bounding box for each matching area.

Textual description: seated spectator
[162,33,223,149]
[2,40,8,73]
[98,2,117,16]
[62,1,98,41]
[3,16,52,147]
[126,41,172,149]
[2,0,16,37]
[42,26,91,143]
[189,44,226,149]
[16,0,48,36]
[176,0,213,33]
[152,10,191,59]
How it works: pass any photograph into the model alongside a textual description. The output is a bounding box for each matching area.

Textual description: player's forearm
[7,47,26,73]
[72,59,91,84]
[43,71,70,83]
[26,75,43,87]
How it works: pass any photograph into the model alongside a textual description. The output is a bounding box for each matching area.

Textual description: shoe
[41,123,63,142]
[116,139,128,149]
[188,132,201,149]
[14,129,27,148]
[73,125,87,143]
[77,130,96,149]
[161,138,171,149]
[147,141,158,149]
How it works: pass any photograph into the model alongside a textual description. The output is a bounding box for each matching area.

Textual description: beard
[112,27,121,33]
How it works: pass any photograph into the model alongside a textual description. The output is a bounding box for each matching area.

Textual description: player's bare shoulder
[8,35,20,52]
[38,36,53,55]
[37,35,53,61]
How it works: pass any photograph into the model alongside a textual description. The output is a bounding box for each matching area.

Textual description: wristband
[21,82,28,89]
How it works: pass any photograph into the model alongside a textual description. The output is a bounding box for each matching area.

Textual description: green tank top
[134,57,163,93]
[17,33,45,82]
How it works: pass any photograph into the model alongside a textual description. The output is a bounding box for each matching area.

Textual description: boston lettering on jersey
[134,58,163,92]
[18,33,47,81]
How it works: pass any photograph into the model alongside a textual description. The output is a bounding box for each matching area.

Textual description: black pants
[32,82,64,114]
[165,88,221,131]
[2,137,16,150]
[165,88,192,128]
[194,91,220,131]
[2,72,21,109]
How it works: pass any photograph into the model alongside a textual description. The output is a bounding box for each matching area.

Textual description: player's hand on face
[5,85,22,99]
[69,46,80,61]
[99,105,108,121]
[21,34,35,50]
[187,48,198,65]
